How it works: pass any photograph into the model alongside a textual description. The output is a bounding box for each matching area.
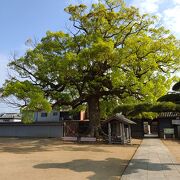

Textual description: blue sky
[0,0,180,113]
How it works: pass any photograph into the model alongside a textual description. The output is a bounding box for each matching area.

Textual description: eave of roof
[158,112,180,118]
[103,114,136,125]
[0,113,21,119]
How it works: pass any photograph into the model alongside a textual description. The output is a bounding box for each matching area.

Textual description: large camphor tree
[1,0,179,136]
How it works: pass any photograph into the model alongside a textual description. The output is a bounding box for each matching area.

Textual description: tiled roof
[158,112,180,118]
[103,114,136,125]
[0,113,21,119]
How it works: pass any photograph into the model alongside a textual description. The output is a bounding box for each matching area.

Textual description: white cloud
[130,0,165,14]
[130,0,180,38]
[163,5,180,36]
[172,0,180,5]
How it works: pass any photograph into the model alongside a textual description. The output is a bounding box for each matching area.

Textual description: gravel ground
[0,138,141,180]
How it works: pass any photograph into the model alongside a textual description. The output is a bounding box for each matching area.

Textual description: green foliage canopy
[158,93,180,104]
[113,102,180,119]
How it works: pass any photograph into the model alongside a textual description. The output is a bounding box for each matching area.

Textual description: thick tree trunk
[87,96,101,137]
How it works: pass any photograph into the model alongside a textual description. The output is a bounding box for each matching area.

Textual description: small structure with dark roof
[102,114,136,144]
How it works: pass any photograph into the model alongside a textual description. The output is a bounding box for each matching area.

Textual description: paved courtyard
[122,138,180,180]
[0,138,140,180]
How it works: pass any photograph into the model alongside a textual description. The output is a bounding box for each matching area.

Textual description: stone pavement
[121,138,180,180]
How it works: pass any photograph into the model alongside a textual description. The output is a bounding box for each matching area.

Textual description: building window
[53,112,58,116]
[41,112,47,117]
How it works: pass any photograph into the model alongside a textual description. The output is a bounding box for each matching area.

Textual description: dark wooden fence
[0,122,63,138]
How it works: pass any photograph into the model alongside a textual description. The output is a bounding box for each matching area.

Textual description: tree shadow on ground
[123,158,180,175]
[33,158,180,179]
[34,158,128,180]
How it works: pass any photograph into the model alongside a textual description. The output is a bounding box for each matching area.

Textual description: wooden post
[128,125,131,143]
[119,123,121,137]
[126,127,129,142]
[121,124,125,144]
[120,123,122,141]
[116,122,120,136]
[108,122,112,144]
[63,122,66,137]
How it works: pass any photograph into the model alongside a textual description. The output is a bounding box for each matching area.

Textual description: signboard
[164,128,174,134]
[172,120,180,125]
